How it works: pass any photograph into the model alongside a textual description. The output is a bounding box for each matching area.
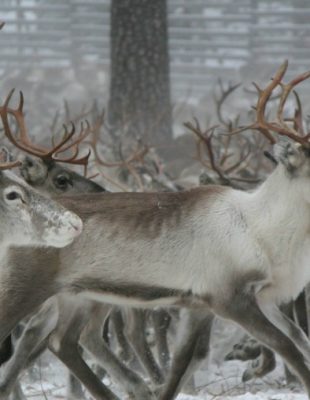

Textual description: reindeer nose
[70,221,82,235]
[63,211,83,237]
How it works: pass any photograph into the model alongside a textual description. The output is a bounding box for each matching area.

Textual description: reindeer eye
[3,187,25,205]
[54,175,71,190]
[6,191,20,201]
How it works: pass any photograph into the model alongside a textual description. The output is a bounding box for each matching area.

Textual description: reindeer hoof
[225,339,262,361]
[242,350,276,382]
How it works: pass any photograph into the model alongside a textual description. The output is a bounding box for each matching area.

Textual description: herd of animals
[0,60,309,400]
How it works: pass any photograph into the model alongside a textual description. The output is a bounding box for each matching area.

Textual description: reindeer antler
[184,119,226,180]
[231,61,310,145]
[213,79,241,128]
[0,148,21,170]
[0,89,91,167]
[185,117,260,186]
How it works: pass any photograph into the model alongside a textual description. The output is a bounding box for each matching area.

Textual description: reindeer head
[0,89,106,196]
[0,151,83,248]
[273,140,310,178]
[19,157,105,196]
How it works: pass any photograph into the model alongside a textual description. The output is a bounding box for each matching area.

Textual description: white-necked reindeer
[2,61,310,400]
[157,62,310,399]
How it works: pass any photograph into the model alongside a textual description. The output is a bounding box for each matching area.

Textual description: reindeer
[0,92,158,400]
[0,152,82,352]
[220,77,310,385]
[156,62,310,399]
[2,61,310,400]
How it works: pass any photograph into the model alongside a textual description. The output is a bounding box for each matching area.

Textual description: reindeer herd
[0,61,309,400]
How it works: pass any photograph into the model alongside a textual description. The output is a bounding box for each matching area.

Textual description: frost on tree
[108,0,172,151]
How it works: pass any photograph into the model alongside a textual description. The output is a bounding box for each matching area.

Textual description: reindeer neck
[252,165,307,215]
[243,165,310,247]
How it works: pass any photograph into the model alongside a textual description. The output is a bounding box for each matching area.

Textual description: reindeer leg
[80,318,155,400]
[225,335,262,361]
[159,310,214,400]
[0,253,58,399]
[241,299,302,383]
[128,309,164,384]
[225,336,276,382]
[258,300,310,363]
[151,309,171,372]
[242,347,276,382]
[110,308,134,363]
[293,291,308,335]
[8,382,26,400]
[230,299,306,383]
[67,372,86,400]
[50,344,119,400]
[0,299,58,398]
[48,311,120,400]
[214,291,310,396]
[305,284,310,340]
[0,337,12,366]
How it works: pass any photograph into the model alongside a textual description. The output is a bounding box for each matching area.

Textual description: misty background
[0,2,310,398]
[0,0,310,141]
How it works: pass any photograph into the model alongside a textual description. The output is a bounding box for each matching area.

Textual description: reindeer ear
[273,139,303,171]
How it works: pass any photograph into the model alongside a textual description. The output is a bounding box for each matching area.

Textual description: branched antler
[95,141,150,191]
[230,61,310,145]
[213,79,241,128]
[185,118,260,186]
[0,89,91,168]
[50,101,92,138]
[0,147,21,170]
[184,119,230,182]
[88,112,154,190]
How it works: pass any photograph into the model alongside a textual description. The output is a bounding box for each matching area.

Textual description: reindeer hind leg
[214,291,310,396]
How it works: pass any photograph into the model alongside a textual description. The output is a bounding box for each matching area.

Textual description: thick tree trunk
[108,0,172,151]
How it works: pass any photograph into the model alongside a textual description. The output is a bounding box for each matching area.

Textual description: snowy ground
[20,353,308,400]
[19,318,308,399]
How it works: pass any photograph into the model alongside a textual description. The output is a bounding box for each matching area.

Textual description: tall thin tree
[108,0,172,152]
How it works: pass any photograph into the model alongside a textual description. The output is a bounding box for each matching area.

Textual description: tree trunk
[108,0,172,152]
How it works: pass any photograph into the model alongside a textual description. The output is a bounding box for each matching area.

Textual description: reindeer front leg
[159,309,214,400]
[0,298,58,399]
[151,309,171,373]
[79,308,156,400]
[127,309,164,385]
[0,248,59,399]
[48,308,120,400]
[109,308,134,363]
[0,295,51,399]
